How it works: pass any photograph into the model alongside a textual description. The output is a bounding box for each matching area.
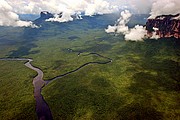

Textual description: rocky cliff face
[146,14,180,39]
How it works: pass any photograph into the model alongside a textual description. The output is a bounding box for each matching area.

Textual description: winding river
[25,59,53,120]
[0,52,112,120]
[0,58,53,120]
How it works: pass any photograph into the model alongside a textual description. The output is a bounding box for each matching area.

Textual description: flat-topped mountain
[146,14,180,39]
[34,11,57,24]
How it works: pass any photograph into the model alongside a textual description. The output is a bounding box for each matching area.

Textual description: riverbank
[0,52,112,120]
[0,61,36,120]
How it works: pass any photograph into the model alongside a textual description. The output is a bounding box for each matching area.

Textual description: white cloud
[0,0,37,27]
[125,25,147,41]
[3,0,118,24]
[105,25,117,33]
[85,0,115,16]
[116,25,129,34]
[149,0,180,18]
[46,12,73,23]
[105,10,147,41]
[116,10,132,33]
[105,10,131,34]
[6,0,117,15]
[9,0,179,17]
[2,0,180,27]
[105,0,180,41]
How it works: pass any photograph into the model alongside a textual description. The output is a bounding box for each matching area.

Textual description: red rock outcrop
[146,14,180,39]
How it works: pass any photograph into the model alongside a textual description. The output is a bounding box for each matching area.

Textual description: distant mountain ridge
[34,11,82,24]
[34,11,57,23]
[32,11,122,29]
[34,11,180,39]
[146,14,180,39]
[40,11,54,19]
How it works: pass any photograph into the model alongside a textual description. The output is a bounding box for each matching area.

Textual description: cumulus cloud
[3,0,118,24]
[6,0,117,16]
[46,12,73,23]
[105,25,117,33]
[48,0,117,22]
[8,0,178,18]
[125,25,147,41]
[116,10,132,33]
[105,0,180,41]
[2,0,180,27]
[7,0,154,15]
[149,0,180,18]
[0,0,37,27]
[105,10,131,34]
[84,0,115,16]
[105,10,147,41]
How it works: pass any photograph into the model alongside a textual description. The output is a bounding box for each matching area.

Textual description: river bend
[0,52,112,120]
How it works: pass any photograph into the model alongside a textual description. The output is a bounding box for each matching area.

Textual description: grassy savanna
[0,61,36,120]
